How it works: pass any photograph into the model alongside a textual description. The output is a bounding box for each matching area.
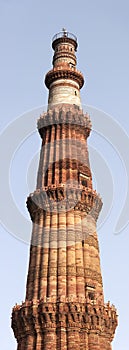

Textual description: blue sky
[0,1,129,349]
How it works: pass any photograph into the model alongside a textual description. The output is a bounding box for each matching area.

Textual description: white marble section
[48,79,81,108]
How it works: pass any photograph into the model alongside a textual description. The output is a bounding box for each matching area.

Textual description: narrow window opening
[79,172,90,187]
[88,292,94,300]
[82,179,87,187]
[69,62,75,68]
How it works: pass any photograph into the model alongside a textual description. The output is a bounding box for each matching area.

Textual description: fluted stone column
[39,212,50,297]
[47,212,58,297]
[74,210,85,297]
[57,211,67,297]
[66,210,76,297]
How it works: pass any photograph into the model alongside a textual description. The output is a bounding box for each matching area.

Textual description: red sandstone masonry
[12,104,118,350]
[12,30,117,349]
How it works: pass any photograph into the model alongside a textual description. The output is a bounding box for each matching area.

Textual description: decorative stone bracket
[45,68,84,90]
[37,105,92,139]
[12,299,118,342]
[27,185,102,221]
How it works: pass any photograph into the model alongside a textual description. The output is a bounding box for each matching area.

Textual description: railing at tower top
[52,31,77,44]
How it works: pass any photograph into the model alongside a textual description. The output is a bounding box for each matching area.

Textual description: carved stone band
[27,186,102,222]
[37,105,91,139]
[12,299,118,342]
[45,68,84,89]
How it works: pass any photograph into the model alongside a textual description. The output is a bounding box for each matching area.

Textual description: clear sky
[0,1,129,349]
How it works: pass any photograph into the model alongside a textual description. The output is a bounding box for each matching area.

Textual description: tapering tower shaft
[25,104,103,304]
[12,30,117,350]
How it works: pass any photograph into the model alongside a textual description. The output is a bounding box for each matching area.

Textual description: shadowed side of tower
[12,30,118,350]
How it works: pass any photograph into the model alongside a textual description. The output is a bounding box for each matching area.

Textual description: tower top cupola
[45,29,84,109]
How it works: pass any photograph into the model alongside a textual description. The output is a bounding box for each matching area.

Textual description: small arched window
[79,173,89,187]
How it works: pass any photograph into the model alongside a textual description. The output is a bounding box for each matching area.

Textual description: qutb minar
[12,30,118,350]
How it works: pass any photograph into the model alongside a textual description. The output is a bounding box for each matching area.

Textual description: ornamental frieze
[84,235,99,250]
[84,268,102,285]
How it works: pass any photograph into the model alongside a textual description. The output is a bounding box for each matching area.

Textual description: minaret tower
[12,30,117,350]
[45,28,84,108]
